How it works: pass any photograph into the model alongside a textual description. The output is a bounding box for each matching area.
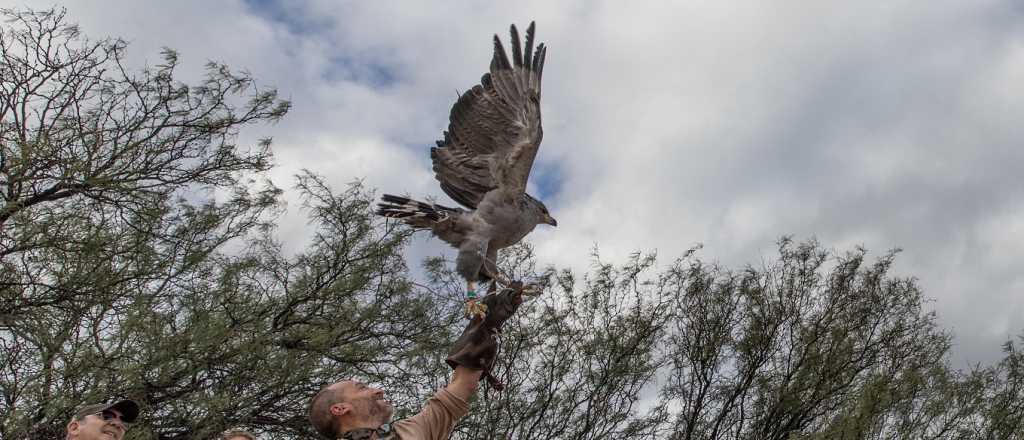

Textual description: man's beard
[355,396,394,423]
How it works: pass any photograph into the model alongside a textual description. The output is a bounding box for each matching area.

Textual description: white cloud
[5,0,1024,365]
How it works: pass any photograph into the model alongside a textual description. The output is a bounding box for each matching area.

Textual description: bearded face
[337,380,394,425]
[349,393,394,424]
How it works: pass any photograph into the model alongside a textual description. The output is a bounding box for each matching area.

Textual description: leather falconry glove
[446,281,525,391]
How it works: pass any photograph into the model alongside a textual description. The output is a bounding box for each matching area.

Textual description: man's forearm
[447,366,483,401]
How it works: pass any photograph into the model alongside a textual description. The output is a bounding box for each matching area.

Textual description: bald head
[309,383,346,439]
[309,380,393,439]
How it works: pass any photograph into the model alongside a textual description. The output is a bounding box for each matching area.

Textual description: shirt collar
[339,424,393,440]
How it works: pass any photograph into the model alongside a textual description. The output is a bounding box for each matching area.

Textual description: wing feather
[523,22,535,71]
[510,25,523,68]
[431,22,546,207]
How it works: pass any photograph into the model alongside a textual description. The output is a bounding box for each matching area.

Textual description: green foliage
[451,246,673,439]
[971,339,1024,439]
[4,7,1024,440]
[655,238,952,440]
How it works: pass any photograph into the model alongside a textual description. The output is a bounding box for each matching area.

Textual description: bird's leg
[495,273,512,288]
[464,280,488,320]
[483,263,511,288]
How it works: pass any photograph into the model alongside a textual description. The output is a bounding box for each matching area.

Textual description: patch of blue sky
[322,55,399,88]
[529,161,563,202]
[242,0,400,89]
[242,0,332,36]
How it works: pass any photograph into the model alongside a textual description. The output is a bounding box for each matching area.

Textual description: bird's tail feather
[376,194,458,228]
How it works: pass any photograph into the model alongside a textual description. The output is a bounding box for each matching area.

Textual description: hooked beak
[545,215,558,227]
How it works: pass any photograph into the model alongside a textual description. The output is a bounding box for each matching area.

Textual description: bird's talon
[464,298,488,320]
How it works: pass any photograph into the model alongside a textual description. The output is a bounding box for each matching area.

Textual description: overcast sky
[5,0,1023,366]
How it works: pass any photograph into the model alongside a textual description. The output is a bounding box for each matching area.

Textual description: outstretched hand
[446,282,528,391]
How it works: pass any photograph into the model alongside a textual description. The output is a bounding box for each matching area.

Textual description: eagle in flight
[377,22,555,316]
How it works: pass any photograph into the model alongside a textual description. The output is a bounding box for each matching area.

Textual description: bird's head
[526,194,557,227]
[540,204,557,227]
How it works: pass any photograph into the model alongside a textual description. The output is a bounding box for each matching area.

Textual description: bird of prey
[377,22,556,317]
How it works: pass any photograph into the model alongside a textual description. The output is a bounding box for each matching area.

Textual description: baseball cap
[73,399,140,423]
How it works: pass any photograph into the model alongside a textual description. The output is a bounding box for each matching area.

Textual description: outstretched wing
[431,22,547,209]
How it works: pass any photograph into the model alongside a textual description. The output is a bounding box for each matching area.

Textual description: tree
[449,245,681,440]
[968,338,1024,439]
[451,239,974,440]
[656,238,954,440]
[1,5,288,315]
[0,6,297,438]
[5,7,1023,440]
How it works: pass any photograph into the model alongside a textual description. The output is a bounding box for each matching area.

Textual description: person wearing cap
[222,428,257,440]
[308,285,526,439]
[65,399,139,440]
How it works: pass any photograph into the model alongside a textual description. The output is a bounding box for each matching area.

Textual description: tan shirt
[391,388,470,440]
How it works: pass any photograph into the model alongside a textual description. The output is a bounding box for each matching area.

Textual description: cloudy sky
[5,0,1023,366]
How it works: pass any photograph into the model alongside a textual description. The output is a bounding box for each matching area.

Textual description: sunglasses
[93,410,131,428]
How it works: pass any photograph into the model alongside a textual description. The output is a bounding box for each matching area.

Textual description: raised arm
[447,366,484,401]
[446,283,525,391]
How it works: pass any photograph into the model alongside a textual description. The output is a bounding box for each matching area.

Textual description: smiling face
[67,409,128,440]
[309,379,395,438]
[335,380,394,425]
